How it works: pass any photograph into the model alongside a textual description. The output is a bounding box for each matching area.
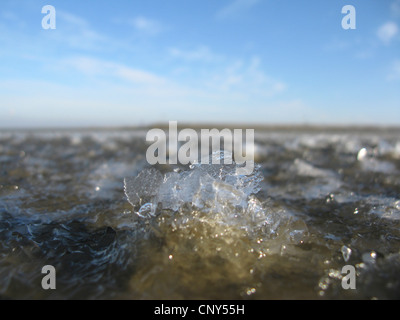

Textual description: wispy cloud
[58,11,88,28]
[206,56,286,97]
[49,11,108,51]
[216,0,260,19]
[129,16,163,35]
[167,44,286,98]
[168,46,220,62]
[168,46,285,97]
[49,53,289,123]
[63,56,166,85]
[377,21,399,44]
[388,59,400,80]
[0,11,26,28]
[391,0,400,17]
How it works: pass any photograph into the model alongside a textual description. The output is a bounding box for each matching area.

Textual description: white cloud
[216,0,260,19]
[391,0,400,17]
[129,16,163,35]
[206,57,286,97]
[0,11,26,28]
[323,39,351,52]
[52,54,288,123]
[116,66,165,85]
[377,21,399,44]
[168,48,285,97]
[63,56,166,85]
[47,11,108,51]
[58,11,89,28]
[0,52,294,127]
[388,60,400,81]
[169,46,220,62]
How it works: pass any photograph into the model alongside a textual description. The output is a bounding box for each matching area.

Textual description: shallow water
[0,127,400,299]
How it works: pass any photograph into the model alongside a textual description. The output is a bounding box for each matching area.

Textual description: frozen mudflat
[0,127,400,299]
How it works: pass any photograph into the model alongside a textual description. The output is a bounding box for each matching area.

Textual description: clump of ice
[124,151,310,247]
[124,151,264,219]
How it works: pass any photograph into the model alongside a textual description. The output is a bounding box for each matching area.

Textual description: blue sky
[0,0,399,127]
